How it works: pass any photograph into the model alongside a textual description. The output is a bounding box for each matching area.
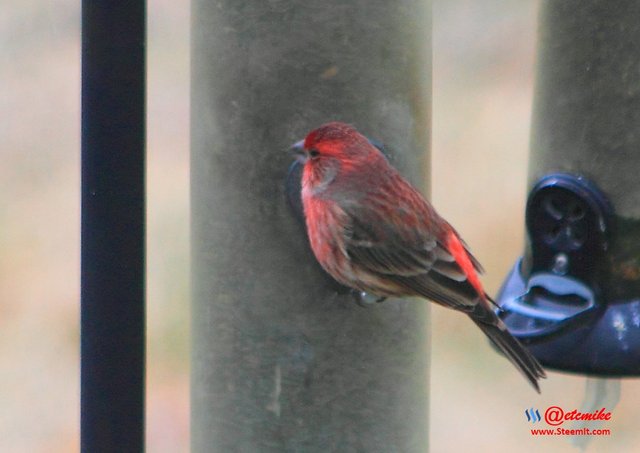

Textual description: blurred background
[1,0,638,451]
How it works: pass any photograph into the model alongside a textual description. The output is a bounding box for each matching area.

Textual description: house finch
[292,121,546,392]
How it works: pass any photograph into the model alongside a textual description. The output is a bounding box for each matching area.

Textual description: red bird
[293,121,545,392]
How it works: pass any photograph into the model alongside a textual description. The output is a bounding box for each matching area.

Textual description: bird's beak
[290,140,307,163]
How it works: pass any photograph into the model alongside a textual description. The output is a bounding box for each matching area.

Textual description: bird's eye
[309,149,320,158]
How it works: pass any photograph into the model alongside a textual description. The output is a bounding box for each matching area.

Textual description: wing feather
[343,203,479,309]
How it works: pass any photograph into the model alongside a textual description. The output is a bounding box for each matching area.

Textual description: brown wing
[343,206,480,312]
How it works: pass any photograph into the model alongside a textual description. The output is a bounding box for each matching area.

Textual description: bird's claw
[353,291,387,308]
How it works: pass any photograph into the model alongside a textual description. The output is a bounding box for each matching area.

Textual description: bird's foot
[353,291,387,308]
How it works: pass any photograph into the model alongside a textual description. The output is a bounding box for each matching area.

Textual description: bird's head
[292,122,382,192]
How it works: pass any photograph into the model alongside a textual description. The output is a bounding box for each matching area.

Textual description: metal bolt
[552,253,569,275]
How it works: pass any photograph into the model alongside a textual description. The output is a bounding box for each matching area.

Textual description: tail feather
[470,305,546,393]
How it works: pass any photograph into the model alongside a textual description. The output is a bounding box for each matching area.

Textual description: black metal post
[81,1,146,451]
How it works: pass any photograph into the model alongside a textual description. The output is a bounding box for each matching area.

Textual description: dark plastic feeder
[496,173,640,376]
[497,0,640,378]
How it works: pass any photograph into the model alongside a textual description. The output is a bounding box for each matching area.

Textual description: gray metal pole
[529,0,640,300]
[191,1,431,452]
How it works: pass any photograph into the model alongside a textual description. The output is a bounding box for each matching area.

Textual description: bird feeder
[496,0,640,376]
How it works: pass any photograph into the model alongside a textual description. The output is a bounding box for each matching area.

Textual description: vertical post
[529,0,640,300]
[496,0,640,374]
[192,1,431,452]
[81,1,146,451]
